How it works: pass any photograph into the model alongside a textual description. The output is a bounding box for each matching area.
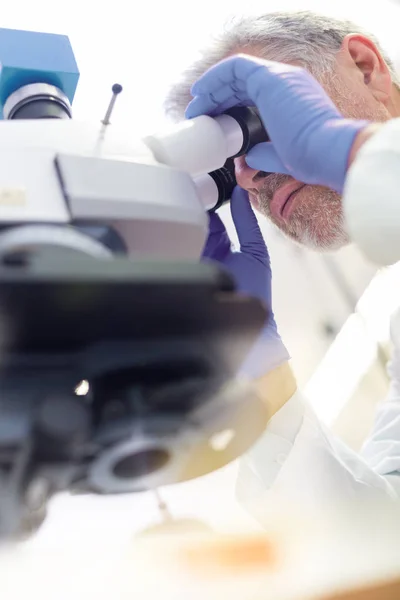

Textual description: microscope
[0,29,271,539]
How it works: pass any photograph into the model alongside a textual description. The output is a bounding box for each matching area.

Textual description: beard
[254,72,392,251]
[256,174,347,251]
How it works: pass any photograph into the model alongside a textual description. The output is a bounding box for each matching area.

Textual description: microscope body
[0,22,398,541]
[0,118,208,260]
[0,28,270,540]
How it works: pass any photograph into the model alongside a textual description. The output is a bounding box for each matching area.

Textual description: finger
[191,55,263,95]
[230,186,269,265]
[246,142,291,175]
[202,212,230,260]
[185,90,253,119]
[208,211,225,234]
[186,56,263,118]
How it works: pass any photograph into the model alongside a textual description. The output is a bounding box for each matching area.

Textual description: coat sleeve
[237,310,400,521]
[237,119,400,520]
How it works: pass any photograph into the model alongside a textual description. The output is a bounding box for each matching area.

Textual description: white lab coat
[237,119,400,519]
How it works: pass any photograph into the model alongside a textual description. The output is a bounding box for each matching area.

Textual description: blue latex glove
[186,55,370,193]
[202,186,289,379]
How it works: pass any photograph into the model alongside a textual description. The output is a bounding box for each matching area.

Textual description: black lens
[223,106,269,157]
[207,159,237,212]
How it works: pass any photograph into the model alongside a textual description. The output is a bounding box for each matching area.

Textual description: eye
[253,171,271,181]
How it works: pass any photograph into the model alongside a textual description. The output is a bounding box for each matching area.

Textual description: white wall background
[0,0,399,563]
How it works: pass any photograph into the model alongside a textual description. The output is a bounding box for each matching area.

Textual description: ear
[340,34,392,103]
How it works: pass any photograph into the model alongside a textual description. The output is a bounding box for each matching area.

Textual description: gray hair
[164,10,399,122]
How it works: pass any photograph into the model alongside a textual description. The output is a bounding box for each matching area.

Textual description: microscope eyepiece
[194,159,237,212]
[144,106,268,178]
[222,106,269,158]
[144,105,268,212]
[207,159,236,209]
[196,108,268,212]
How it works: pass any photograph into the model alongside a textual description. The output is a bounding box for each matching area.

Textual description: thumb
[230,186,269,264]
[246,142,291,175]
[207,211,226,235]
[202,211,230,260]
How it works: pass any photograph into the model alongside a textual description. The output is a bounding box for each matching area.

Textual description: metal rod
[153,488,172,522]
[102,83,123,125]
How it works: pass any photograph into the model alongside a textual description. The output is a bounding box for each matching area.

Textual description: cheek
[324,76,384,120]
[249,193,260,211]
[294,185,342,219]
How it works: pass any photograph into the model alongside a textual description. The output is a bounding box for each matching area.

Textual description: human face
[234,60,392,251]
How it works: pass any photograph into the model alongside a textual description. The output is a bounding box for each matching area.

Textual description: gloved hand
[202,186,289,379]
[186,55,370,194]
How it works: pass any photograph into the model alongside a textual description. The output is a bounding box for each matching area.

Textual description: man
[164,11,400,520]
[165,11,400,251]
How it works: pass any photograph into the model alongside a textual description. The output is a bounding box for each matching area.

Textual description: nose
[234,156,271,193]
